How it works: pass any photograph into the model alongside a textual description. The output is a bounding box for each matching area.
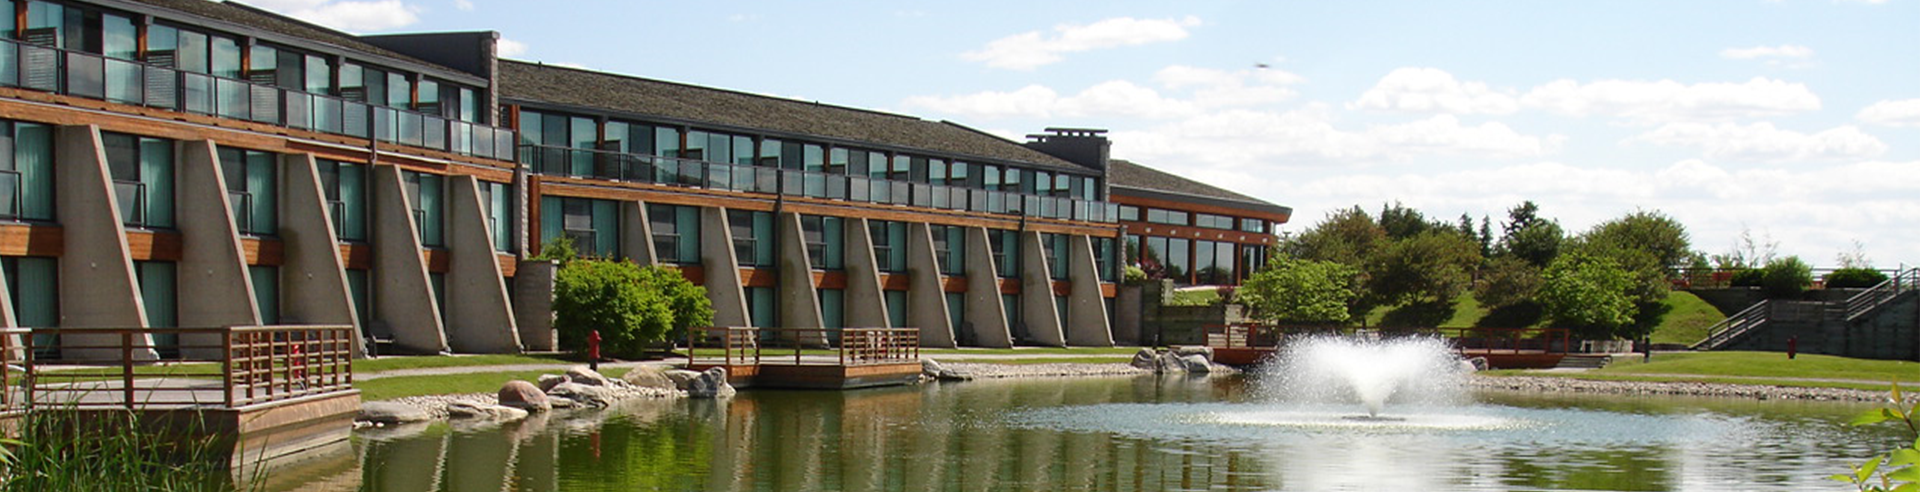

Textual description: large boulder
[1170,346,1214,362]
[921,359,945,377]
[621,365,676,390]
[565,366,613,386]
[547,382,615,407]
[446,401,529,422]
[687,367,736,399]
[1179,354,1213,373]
[1129,348,1158,370]
[665,369,703,390]
[1156,352,1188,373]
[536,374,567,392]
[359,401,432,425]
[498,380,552,412]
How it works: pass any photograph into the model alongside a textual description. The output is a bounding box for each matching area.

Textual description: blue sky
[254,0,1920,267]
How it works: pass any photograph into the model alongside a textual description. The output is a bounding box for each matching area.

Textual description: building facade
[0,0,1288,356]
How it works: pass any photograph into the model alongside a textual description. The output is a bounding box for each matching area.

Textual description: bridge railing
[685,327,920,367]
[0,325,355,411]
[1202,324,1571,354]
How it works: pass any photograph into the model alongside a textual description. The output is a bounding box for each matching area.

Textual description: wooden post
[222,328,234,408]
[121,331,134,408]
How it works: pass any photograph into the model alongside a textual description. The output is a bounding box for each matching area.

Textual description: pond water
[262,375,1897,491]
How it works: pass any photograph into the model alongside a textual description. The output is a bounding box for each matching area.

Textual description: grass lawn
[1487,351,1920,391]
[1166,288,1222,307]
[1646,291,1726,346]
[922,347,1142,355]
[954,356,1134,365]
[354,354,577,374]
[356,367,631,401]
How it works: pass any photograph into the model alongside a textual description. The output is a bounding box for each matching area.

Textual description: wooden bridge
[1204,324,1574,369]
[0,325,360,468]
[686,327,924,389]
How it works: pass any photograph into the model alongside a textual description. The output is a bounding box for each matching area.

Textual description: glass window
[102,14,135,60]
[653,127,680,158]
[1167,238,1191,285]
[249,265,278,324]
[803,144,825,173]
[728,209,773,268]
[386,71,410,109]
[479,181,512,252]
[1241,218,1268,233]
[404,171,444,247]
[869,220,906,272]
[0,122,53,221]
[990,229,1019,278]
[1045,233,1068,280]
[747,287,775,328]
[827,148,849,175]
[755,138,780,167]
[884,290,906,328]
[303,54,331,94]
[933,225,965,275]
[218,147,277,236]
[800,215,843,270]
[541,196,617,257]
[1095,237,1116,282]
[820,289,845,329]
[210,35,241,78]
[316,159,366,241]
[647,203,701,264]
[1118,206,1140,222]
[103,133,173,228]
[416,79,440,112]
[2,257,59,337]
[135,261,178,354]
[176,29,208,74]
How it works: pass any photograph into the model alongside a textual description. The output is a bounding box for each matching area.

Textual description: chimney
[1022,128,1109,171]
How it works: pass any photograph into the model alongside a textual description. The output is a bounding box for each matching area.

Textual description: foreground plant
[1834,385,1920,492]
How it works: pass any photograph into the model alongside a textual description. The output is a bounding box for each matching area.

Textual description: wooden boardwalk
[686,327,925,389]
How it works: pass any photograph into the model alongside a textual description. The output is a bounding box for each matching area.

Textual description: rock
[548,398,576,409]
[665,369,703,390]
[1461,357,1488,372]
[566,366,613,386]
[922,359,945,376]
[1170,346,1214,361]
[498,380,552,412]
[687,367,736,399]
[935,369,974,381]
[536,374,567,392]
[621,366,676,389]
[1155,352,1188,373]
[547,382,614,407]
[446,401,529,421]
[359,401,432,424]
[1129,348,1158,369]
[1179,354,1213,373]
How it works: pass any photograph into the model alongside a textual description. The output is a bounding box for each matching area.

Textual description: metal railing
[0,37,514,161]
[523,144,1120,223]
[1691,300,1773,351]
[1845,268,1919,321]
[0,325,355,411]
[1671,266,1906,290]
[686,326,921,367]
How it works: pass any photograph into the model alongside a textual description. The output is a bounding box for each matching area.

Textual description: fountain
[1260,334,1470,418]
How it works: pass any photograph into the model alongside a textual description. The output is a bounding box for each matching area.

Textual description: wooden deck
[686,327,924,389]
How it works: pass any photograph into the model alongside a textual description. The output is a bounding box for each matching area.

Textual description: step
[1551,355,1612,370]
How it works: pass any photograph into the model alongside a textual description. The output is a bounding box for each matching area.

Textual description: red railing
[686,327,920,367]
[1,325,355,411]
[1202,323,1571,354]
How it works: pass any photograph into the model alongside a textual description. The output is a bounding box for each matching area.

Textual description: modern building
[0,0,1288,356]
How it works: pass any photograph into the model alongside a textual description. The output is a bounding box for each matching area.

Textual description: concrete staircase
[1691,269,1920,360]
[1551,354,1612,370]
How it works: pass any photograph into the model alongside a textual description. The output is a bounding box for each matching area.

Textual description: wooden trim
[1100,283,1117,298]
[126,230,183,262]
[240,237,285,266]
[1051,281,1072,297]
[941,276,967,293]
[0,223,63,257]
[527,177,543,257]
[997,278,1021,295]
[338,243,372,270]
[739,268,775,288]
[1123,222,1275,246]
[423,248,450,274]
[675,265,705,285]
[1112,193,1292,224]
[497,253,518,277]
[814,271,847,290]
[878,273,910,291]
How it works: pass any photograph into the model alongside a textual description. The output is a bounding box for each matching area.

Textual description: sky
[244,0,1920,268]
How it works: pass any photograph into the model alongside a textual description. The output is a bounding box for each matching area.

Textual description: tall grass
[0,407,257,491]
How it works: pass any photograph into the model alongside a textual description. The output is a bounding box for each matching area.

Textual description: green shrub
[554,260,712,358]
[1729,268,1764,287]
[1760,256,1812,298]
[1122,265,1148,284]
[1824,267,1889,289]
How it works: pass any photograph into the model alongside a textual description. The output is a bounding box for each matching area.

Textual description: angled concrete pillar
[511,260,557,352]
[54,125,154,360]
[371,165,448,354]
[775,212,824,332]
[960,226,1012,348]
[1018,231,1065,347]
[177,140,261,358]
[445,175,521,353]
[841,217,889,328]
[904,222,954,348]
[1065,234,1114,346]
[620,201,658,266]
[277,154,361,355]
[700,207,749,327]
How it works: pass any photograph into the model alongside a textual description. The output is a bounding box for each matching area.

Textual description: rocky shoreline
[1469,375,1891,402]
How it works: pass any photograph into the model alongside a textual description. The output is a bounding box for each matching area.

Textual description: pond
[258,374,1896,491]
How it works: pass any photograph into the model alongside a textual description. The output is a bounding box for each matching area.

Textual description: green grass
[957,356,1133,365]
[1489,372,1918,392]
[1166,288,1222,307]
[1646,291,1726,346]
[922,347,1142,355]
[355,367,631,401]
[1486,351,1920,392]
[353,354,575,374]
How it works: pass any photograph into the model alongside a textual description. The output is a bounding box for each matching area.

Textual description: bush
[554,260,711,359]
[1729,268,1764,288]
[1760,256,1812,299]
[1239,257,1360,323]
[1824,267,1888,289]
[1122,265,1148,284]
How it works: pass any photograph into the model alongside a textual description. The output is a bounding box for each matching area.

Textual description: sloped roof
[497,60,1087,173]
[1109,159,1291,215]
[120,0,475,82]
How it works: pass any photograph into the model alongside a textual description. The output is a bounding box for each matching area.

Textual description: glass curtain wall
[218,147,276,236]
[0,121,53,220]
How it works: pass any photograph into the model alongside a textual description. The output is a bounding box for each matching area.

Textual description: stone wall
[1721,292,1919,361]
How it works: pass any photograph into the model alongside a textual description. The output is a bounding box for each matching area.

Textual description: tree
[1364,230,1483,306]
[1277,206,1384,268]
[553,260,713,358]
[1379,202,1441,240]
[1537,251,1639,339]
[1473,256,1543,309]
[1500,219,1564,268]
[1581,210,1692,276]
[1760,256,1813,299]
[1238,256,1361,324]
[1502,201,1543,237]
[1477,216,1494,259]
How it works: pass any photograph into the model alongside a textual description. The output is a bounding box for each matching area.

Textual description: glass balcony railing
[520,144,1119,223]
[0,38,515,162]
[113,179,145,226]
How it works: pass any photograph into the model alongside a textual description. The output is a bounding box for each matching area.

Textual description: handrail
[0,325,355,411]
[1845,268,1919,321]
[1691,300,1773,351]
[520,144,1120,223]
[684,326,920,367]
[0,37,514,161]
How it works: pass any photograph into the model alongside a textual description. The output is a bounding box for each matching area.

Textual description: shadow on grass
[1378,300,1457,328]
[1477,302,1544,328]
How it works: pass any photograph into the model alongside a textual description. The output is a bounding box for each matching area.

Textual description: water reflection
[263,375,1888,492]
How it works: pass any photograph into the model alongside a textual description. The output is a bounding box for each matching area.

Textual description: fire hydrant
[587,330,602,371]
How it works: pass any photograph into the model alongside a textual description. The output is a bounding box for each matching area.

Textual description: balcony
[0,37,515,161]
[521,144,1119,223]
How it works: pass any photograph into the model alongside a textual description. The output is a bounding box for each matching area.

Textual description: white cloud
[903,63,1300,120]
[1109,108,1560,170]
[242,0,422,32]
[1349,67,1520,115]
[496,38,528,58]
[1628,122,1887,162]
[1719,44,1813,60]
[1857,99,1920,127]
[961,16,1202,70]
[1520,77,1821,124]
[452,0,473,11]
